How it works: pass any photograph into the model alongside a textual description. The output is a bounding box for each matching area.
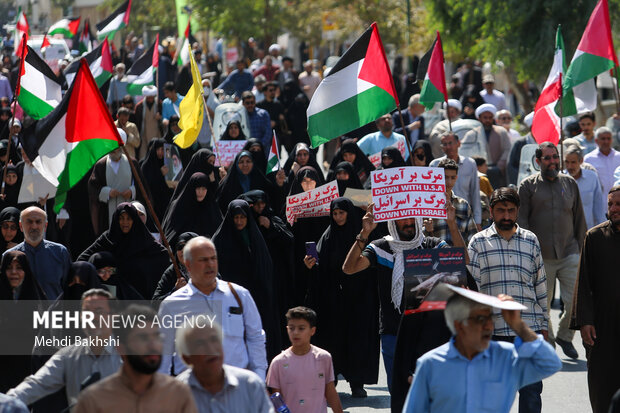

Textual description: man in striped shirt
[467,187,548,413]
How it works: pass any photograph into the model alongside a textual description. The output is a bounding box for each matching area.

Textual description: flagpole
[612,68,620,115]
[120,145,183,279]
[397,110,416,166]
[559,72,564,171]
[202,97,222,163]
[1,34,27,197]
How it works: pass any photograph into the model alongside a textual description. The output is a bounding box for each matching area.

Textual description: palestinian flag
[65,37,113,87]
[20,58,123,213]
[176,20,197,67]
[559,0,618,116]
[18,46,63,120]
[532,26,566,144]
[96,0,132,40]
[307,22,398,148]
[266,131,280,173]
[48,17,81,38]
[418,32,448,110]
[13,8,29,58]
[77,19,94,54]
[126,35,159,95]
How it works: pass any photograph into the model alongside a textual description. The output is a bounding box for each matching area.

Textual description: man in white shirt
[479,75,507,112]
[158,237,267,379]
[583,127,620,199]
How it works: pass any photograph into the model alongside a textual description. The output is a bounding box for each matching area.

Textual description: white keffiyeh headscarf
[385,218,425,311]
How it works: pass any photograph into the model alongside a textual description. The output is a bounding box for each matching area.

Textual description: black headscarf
[169,148,219,205]
[328,139,375,182]
[317,198,360,272]
[283,143,323,179]
[243,138,267,175]
[380,146,407,169]
[212,200,280,358]
[0,164,21,209]
[0,250,46,300]
[413,140,434,166]
[288,166,324,196]
[220,120,247,140]
[88,251,143,300]
[140,138,172,220]
[176,231,199,253]
[216,151,274,213]
[60,261,103,301]
[0,207,23,252]
[162,172,222,247]
[332,161,363,195]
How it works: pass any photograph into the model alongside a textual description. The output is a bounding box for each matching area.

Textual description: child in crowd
[266,306,343,413]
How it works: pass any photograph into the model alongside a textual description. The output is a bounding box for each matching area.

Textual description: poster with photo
[164,144,183,183]
[402,248,467,311]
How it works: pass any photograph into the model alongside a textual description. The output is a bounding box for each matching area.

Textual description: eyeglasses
[467,314,493,325]
[1,223,17,231]
[97,268,117,276]
[541,154,560,161]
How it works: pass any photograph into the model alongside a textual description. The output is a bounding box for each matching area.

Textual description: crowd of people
[0,37,619,413]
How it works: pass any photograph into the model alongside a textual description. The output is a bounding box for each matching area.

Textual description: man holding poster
[342,190,467,394]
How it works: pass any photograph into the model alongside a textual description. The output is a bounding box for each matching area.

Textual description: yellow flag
[174,45,204,149]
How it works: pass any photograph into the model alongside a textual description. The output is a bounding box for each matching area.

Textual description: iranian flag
[532,26,566,144]
[126,35,159,95]
[176,20,197,67]
[13,8,29,58]
[96,0,132,40]
[307,23,398,148]
[266,131,280,173]
[17,46,63,120]
[48,17,81,38]
[65,37,113,87]
[560,0,618,116]
[418,31,448,110]
[21,59,123,213]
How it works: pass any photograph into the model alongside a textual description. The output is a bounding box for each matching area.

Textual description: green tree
[424,0,620,111]
[100,0,178,35]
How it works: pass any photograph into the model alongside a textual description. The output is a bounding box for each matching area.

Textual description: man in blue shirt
[5,207,71,300]
[218,59,254,98]
[162,81,184,126]
[357,114,410,160]
[403,286,561,413]
[241,91,271,149]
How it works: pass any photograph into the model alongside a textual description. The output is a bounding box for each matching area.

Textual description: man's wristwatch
[356,234,368,245]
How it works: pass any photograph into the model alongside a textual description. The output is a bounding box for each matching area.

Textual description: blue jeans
[493,335,543,413]
[381,334,397,394]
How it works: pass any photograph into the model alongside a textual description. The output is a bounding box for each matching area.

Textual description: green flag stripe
[18,87,55,120]
[419,79,445,110]
[565,52,615,88]
[53,138,119,212]
[308,86,396,148]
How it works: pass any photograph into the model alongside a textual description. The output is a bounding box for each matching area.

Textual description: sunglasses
[541,154,560,161]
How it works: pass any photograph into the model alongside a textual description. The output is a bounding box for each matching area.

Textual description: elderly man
[74,305,198,412]
[583,127,620,199]
[402,286,561,413]
[134,85,163,159]
[8,289,121,408]
[571,186,620,413]
[342,202,466,392]
[518,142,587,359]
[357,114,410,159]
[176,322,274,413]
[430,132,482,229]
[298,60,321,100]
[4,207,71,299]
[462,103,512,188]
[393,94,426,146]
[106,63,129,115]
[564,144,606,229]
[428,99,468,158]
[159,236,267,378]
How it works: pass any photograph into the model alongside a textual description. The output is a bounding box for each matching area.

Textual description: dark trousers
[493,334,543,413]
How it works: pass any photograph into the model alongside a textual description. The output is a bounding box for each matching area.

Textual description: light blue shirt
[575,133,598,156]
[614,164,620,186]
[403,336,561,413]
[430,155,481,224]
[162,95,184,120]
[571,168,607,230]
[356,131,410,159]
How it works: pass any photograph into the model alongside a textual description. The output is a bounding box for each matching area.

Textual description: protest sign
[370,166,447,222]
[163,144,183,183]
[402,247,467,312]
[286,180,339,225]
[368,139,406,168]
[214,140,247,167]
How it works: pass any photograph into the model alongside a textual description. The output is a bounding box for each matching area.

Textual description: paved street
[332,307,590,412]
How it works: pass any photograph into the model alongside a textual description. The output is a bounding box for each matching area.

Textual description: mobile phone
[305,242,319,263]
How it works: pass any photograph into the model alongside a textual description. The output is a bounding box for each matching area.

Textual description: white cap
[443,99,462,112]
[268,43,281,53]
[475,103,497,118]
[142,85,158,97]
[9,119,21,128]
